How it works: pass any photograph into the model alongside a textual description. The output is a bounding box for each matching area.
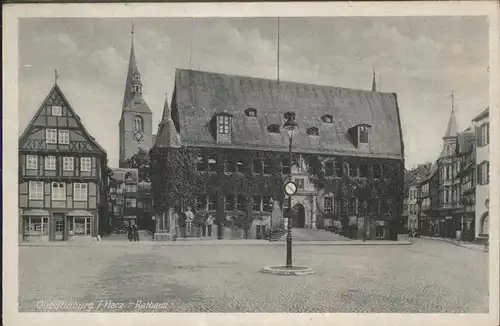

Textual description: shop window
[24,217,49,237]
[324,196,333,213]
[70,217,91,236]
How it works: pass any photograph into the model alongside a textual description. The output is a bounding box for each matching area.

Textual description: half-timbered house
[18,81,108,242]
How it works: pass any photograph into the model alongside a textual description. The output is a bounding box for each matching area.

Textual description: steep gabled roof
[19,83,107,155]
[472,107,489,122]
[404,164,430,186]
[171,69,404,160]
[443,109,458,138]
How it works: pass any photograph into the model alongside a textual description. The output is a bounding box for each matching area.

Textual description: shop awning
[22,209,49,216]
[67,210,93,217]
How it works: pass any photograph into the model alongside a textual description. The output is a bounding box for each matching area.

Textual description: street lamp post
[283,112,298,269]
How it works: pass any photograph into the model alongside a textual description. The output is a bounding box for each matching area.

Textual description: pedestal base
[260,265,315,276]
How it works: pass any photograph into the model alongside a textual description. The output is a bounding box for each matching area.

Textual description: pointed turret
[155,93,180,148]
[443,92,458,138]
[371,70,377,92]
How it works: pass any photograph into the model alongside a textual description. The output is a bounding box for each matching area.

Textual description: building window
[253,196,262,211]
[125,184,137,192]
[478,123,489,147]
[197,155,207,171]
[208,195,217,210]
[196,195,207,211]
[225,195,234,210]
[224,159,236,173]
[26,155,38,170]
[29,181,44,200]
[51,182,66,201]
[45,129,57,144]
[63,157,74,171]
[359,163,369,178]
[70,217,91,236]
[382,165,390,179]
[24,216,49,237]
[51,105,63,116]
[325,161,336,177]
[321,115,333,123]
[359,126,369,144]
[237,195,245,211]
[348,162,358,178]
[263,158,272,174]
[125,198,137,207]
[218,115,231,134]
[80,157,92,172]
[295,178,305,189]
[58,130,69,144]
[74,183,88,201]
[253,157,262,174]
[236,160,246,173]
[208,154,217,171]
[133,74,141,81]
[267,124,280,133]
[133,115,144,132]
[307,127,319,136]
[245,108,257,117]
[358,199,367,215]
[477,161,490,185]
[348,198,357,215]
[262,196,273,212]
[324,196,333,213]
[44,156,56,171]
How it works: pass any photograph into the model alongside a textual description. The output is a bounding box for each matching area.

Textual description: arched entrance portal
[293,204,306,228]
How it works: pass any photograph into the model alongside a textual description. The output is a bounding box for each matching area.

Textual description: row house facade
[402,164,430,233]
[109,168,139,228]
[473,108,489,243]
[151,69,405,240]
[417,163,439,236]
[18,82,108,242]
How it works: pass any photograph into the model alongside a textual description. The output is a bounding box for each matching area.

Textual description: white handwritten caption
[36,300,174,311]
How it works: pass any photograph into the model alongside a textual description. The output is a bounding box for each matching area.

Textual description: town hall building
[151,68,405,240]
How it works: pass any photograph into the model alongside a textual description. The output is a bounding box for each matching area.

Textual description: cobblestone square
[19,239,488,313]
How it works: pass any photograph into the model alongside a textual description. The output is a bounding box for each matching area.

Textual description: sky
[18,17,489,169]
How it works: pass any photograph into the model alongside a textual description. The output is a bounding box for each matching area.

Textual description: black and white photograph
[2,2,499,326]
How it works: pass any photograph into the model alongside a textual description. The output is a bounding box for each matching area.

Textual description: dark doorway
[293,204,306,228]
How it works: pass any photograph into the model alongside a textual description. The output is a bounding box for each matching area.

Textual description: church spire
[122,22,145,111]
[371,69,377,92]
[443,91,458,138]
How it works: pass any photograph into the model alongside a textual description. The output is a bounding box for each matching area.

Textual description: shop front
[22,209,50,242]
[67,210,94,242]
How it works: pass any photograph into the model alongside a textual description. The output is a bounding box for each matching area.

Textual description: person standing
[184,206,194,237]
[133,225,140,242]
[127,224,134,242]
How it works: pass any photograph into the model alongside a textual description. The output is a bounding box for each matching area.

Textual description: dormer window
[321,115,333,123]
[217,115,232,134]
[359,125,370,144]
[268,124,280,133]
[245,108,257,117]
[307,127,319,136]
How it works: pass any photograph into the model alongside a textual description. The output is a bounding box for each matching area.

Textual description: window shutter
[486,123,490,145]
[477,163,482,185]
[487,162,490,184]
[476,126,481,147]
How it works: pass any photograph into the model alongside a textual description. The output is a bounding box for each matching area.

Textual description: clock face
[284,181,298,196]
[133,131,144,143]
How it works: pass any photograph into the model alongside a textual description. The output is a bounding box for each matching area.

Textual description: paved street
[19,238,488,313]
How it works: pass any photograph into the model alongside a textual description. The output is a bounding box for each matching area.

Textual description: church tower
[119,24,153,167]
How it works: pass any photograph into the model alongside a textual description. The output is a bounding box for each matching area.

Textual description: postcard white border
[3,2,499,326]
